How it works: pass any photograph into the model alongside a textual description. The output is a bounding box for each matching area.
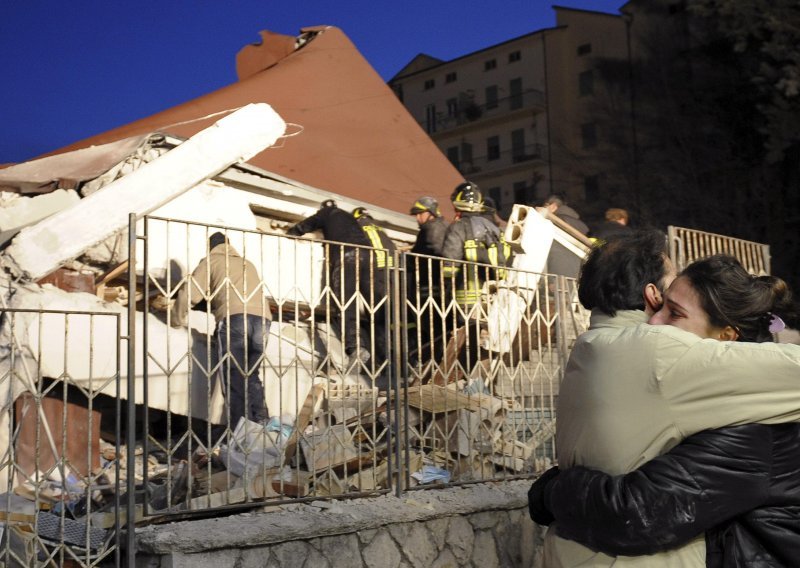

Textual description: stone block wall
[136,480,545,567]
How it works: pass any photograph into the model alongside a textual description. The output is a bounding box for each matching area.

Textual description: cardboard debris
[300,424,371,473]
[400,384,505,415]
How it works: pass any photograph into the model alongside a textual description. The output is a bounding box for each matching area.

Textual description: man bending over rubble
[170,232,271,428]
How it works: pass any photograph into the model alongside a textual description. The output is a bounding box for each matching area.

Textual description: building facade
[389,7,630,225]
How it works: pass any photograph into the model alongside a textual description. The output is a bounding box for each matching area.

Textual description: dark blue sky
[2,1,621,164]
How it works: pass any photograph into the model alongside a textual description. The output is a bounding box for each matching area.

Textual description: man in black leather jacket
[529,422,800,567]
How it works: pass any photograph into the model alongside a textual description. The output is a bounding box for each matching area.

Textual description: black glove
[286,225,302,236]
[528,466,560,526]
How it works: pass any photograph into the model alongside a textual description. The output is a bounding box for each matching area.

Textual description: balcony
[421,89,545,135]
[455,143,548,176]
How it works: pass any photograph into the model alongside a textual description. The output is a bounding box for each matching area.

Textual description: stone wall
[136,480,545,567]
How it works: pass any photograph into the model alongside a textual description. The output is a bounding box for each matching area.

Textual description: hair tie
[768,313,786,334]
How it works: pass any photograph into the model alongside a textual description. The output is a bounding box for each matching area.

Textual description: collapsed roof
[13,26,462,215]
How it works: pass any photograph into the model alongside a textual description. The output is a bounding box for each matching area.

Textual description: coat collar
[589,309,648,330]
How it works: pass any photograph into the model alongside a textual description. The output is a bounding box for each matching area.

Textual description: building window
[511,129,526,162]
[581,122,597,149]
[579,70,594,96]
[446,98,458,117]
[425,104,437,134]
[487,136,500,161]
[424,78,435,90]
[577,43,592,56]
[584,175,600,202]
[508,50,521,63]
[484,59,497,71]
[485,85,498,109]
[445,72,457,83]
[447,146,459,168]
[509,78,523,110]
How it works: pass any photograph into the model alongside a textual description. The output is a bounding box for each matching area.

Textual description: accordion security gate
[0,308,123,567]
[0,214,584,565]
[129,214,586,527]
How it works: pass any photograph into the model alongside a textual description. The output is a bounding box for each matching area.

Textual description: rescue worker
[409,197,448,258]
[407,197,449,361]
[441,182,511,310]
[351,207,394,372]
[170,232,270,428]
[352,207,397,269]
[287,200,373,368]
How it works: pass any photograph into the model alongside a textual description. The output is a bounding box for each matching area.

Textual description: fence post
[126,213,137,566]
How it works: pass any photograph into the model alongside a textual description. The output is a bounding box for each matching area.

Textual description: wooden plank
[95,259,130,298]
[546,211,593,249]
[428,326,467,386]
[284,384,325,458]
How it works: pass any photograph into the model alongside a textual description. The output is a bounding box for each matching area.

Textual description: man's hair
[209,232,228,250]
[605,208,629,223]
[578,229,668,316]
[543,194,565,207]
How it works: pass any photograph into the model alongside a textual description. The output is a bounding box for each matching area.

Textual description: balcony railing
[456,143,548,176]
[423,89,545,134]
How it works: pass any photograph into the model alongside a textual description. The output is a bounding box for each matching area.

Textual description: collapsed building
[0,26,597,566]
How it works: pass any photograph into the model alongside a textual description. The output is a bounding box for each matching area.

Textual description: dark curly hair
[681,254,798,343]
[578,229,670,316]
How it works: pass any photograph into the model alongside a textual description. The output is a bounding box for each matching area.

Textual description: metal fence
[0,214,587,565]
[667,225,771,275]
[0,308,122,567]
[129,215,586,519]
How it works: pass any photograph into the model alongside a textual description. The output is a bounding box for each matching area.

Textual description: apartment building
[389,7,630,224]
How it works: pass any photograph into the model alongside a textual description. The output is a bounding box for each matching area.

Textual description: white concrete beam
[3,103,287,281]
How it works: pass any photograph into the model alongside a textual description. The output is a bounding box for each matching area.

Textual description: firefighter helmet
[352,206,371,219]
[451,181,485,212]
[409,196,441,217]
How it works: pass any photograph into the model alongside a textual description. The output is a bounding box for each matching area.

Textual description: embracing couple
[530,229,800,567]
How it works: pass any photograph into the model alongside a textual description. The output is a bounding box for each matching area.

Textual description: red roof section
[46,26,462,216]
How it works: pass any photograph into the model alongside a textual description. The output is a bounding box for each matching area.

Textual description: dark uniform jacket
[411,217,448,258]
[356,216,397,268]
[532,423,800,567]
[590,221,632,242]
[408,217,448,292]
[287,206,371,263]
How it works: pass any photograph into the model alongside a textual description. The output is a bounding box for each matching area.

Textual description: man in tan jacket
[170,232,271,428]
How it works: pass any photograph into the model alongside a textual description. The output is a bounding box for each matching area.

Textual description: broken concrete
[3,103,287,281]
[0,188,80,246]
